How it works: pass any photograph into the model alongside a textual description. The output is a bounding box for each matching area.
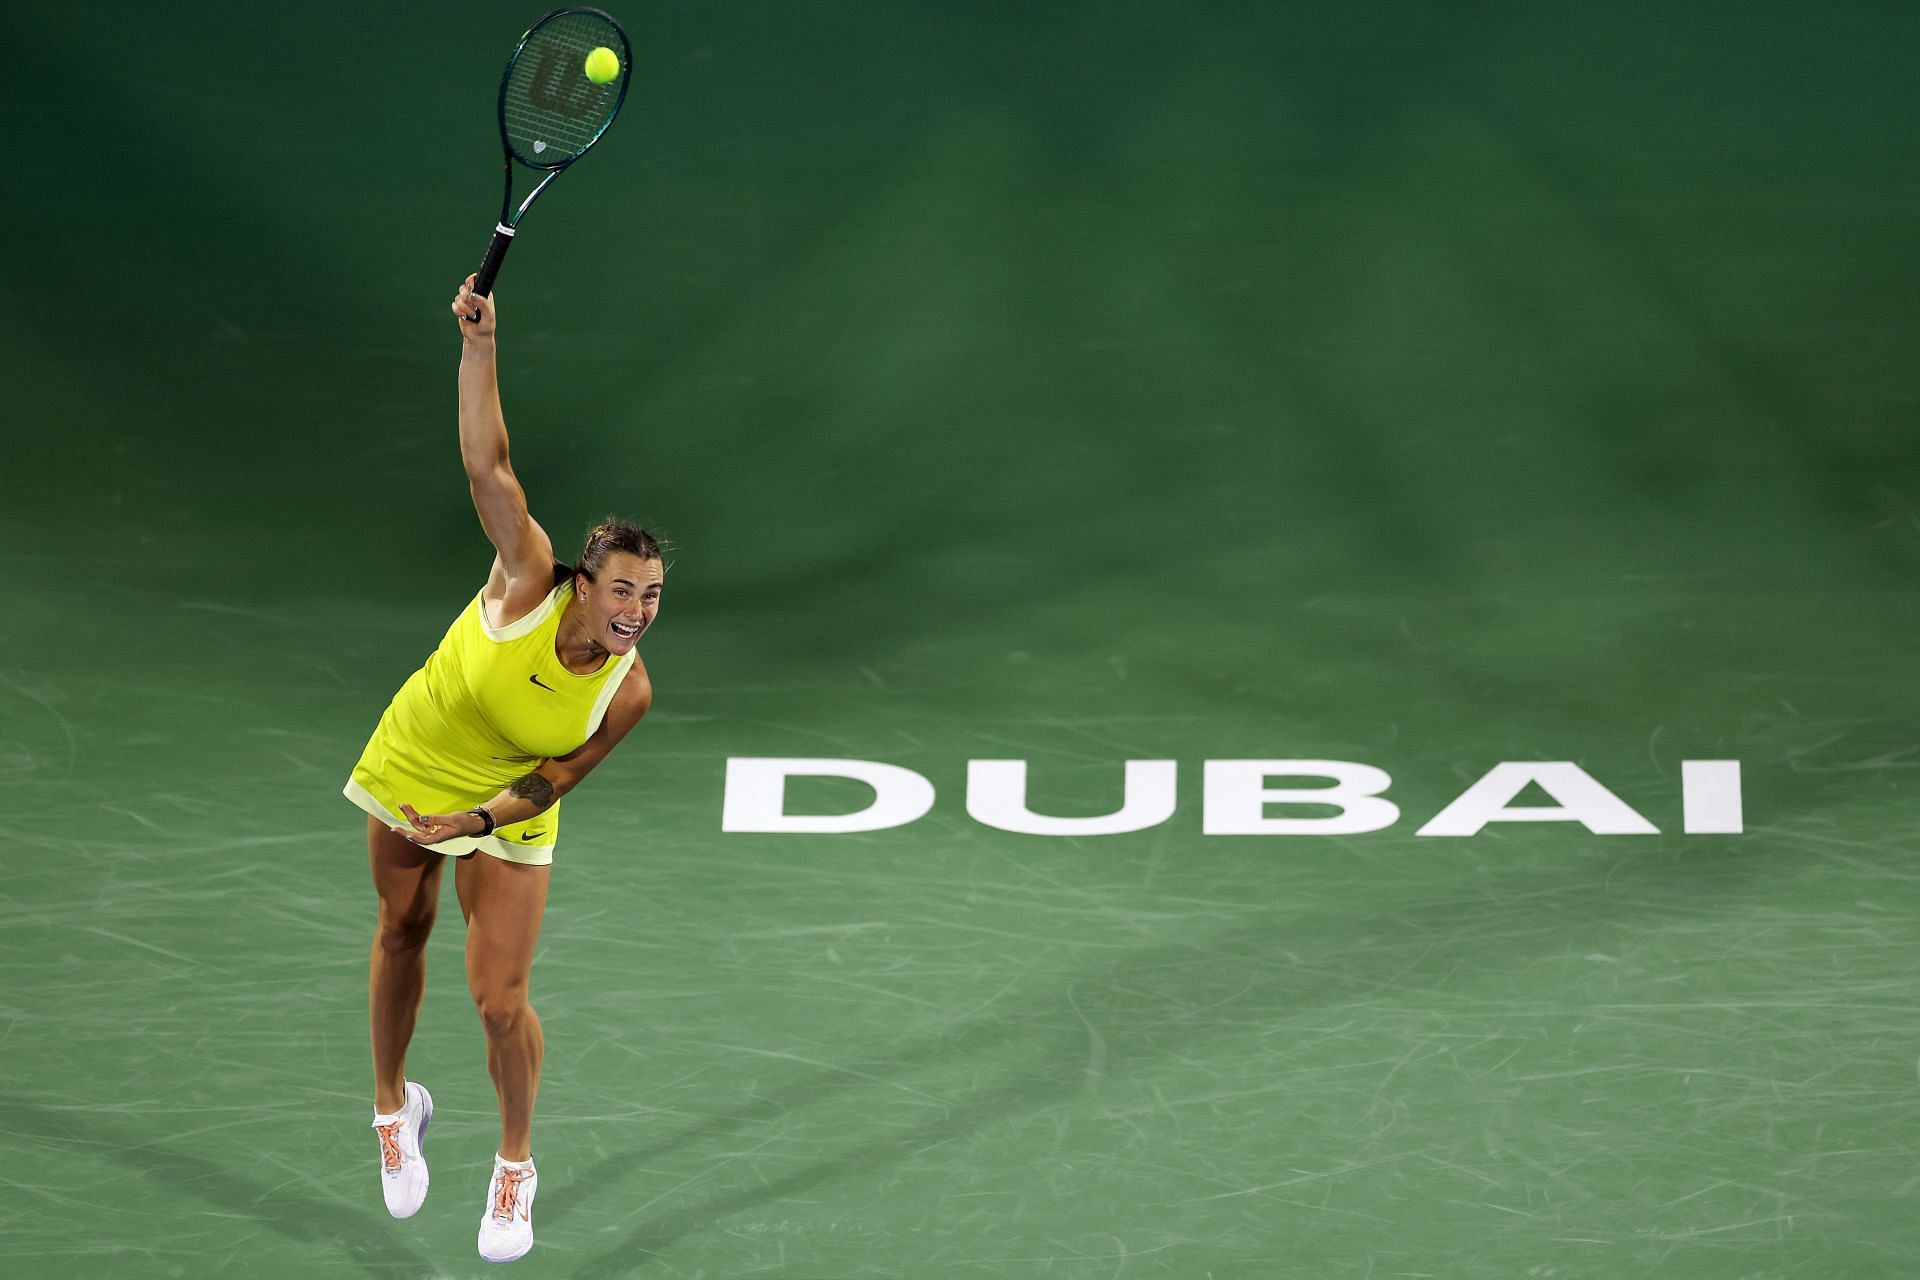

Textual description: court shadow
[558,837,1774,1273]
[565,1063,1084,1280]
[0,1095,439,1279]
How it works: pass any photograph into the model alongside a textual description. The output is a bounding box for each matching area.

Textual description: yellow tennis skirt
[344,775,560,866]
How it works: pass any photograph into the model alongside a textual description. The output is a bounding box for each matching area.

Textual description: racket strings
[502,11,624,167]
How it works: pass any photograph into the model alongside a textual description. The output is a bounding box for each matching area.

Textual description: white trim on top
[582,650,637,740]
[476,580,568,644]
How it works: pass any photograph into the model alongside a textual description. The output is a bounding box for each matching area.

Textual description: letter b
[1202,760,1400,835]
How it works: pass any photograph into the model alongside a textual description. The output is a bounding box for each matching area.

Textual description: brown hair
[575,518,667,581]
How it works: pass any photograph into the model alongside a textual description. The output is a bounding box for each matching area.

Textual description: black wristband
[468,807,497,837]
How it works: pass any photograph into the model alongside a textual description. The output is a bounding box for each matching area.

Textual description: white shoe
[478,1154,537,1263]
[370,1081,433,1218]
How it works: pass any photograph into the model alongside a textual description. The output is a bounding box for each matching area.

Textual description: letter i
[1681,761,1743,834]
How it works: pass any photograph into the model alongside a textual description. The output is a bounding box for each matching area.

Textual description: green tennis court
[6,2,1918,1275]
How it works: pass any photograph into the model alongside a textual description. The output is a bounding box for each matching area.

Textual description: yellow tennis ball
[584,46,620,85]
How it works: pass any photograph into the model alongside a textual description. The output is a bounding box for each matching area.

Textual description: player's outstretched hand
[453,275,497,340]
[393,801,484,845]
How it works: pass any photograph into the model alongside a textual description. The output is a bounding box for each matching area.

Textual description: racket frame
[471,6,632,310]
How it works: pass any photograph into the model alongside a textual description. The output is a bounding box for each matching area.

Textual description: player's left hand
[393,802,483,845]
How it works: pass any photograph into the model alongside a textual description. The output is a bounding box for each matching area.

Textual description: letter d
[721,758,935,833]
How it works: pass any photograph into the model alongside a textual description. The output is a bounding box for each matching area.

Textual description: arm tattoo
[510,772,557,810]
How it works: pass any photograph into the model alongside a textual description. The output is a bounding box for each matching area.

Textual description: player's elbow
[464,456,514,489]
[541,762,588,802]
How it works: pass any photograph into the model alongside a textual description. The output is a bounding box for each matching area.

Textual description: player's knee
[376,905,435,955]
[473,987,531,1039]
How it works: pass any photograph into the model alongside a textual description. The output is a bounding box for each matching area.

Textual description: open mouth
[610,620,642,640]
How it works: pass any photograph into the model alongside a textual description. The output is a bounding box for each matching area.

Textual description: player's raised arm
[451,276,554,608]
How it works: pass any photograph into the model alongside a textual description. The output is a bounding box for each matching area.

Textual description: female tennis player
[342,275,662,1264]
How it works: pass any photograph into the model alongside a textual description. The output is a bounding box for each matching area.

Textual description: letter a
[1416,762,1658,837]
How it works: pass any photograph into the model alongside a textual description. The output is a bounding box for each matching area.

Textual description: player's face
[581,552,663,653]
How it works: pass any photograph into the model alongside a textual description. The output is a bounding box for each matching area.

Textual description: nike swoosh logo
[529,674,557,691]
[521,831,546,841]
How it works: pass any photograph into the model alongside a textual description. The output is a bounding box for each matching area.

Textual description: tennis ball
[584,46,620,85]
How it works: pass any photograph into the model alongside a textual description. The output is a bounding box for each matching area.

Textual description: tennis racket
[469,7,632,317]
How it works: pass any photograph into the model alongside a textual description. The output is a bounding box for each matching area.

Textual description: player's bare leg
[369,815,443,1109]
[457,851,549,1157]
[367,815,444,1216]
[457,850,549,1261]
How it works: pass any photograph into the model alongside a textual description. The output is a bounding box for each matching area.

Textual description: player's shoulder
[599,657,652,735]
[483,556,571,629]
[621,654,653,705]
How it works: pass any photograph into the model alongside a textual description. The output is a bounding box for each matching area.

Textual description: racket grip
[469,223,516,319]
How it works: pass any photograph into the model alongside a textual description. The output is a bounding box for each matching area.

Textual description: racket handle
[470,223,516,319]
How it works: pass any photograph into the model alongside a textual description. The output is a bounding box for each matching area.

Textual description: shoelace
[374,1121,405,1174]
[492,1166,533,1221]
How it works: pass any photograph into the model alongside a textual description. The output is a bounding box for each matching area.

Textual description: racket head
[497,7,632,172]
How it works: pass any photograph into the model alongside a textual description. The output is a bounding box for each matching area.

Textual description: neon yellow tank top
[344,574,634,864]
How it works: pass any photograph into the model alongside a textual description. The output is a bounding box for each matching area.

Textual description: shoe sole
[481,1240,533,1265]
